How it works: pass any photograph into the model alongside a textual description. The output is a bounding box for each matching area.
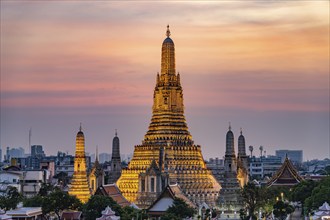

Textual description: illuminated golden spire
[117,26,221,207]
[161,25,175,76]
[69,125,91,203]
[144,25,191,145]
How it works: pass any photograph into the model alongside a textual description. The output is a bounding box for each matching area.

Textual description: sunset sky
[1,1,329,161]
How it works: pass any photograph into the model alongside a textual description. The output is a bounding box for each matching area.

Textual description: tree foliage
[304,176,330,213]
[241,183,290,219]
[241,182,264,219]
[0,186,22,211]
[161,198,196,220]
[43,189,82,219]
[289,179,318,206]
[120,206,141,220]
[273,201,294,220]
[23,188,82,219]
[83,195,121,220]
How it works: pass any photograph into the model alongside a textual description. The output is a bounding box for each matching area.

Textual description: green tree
[53,171,69,187]
[305,176,330,213]
[83,195,122,220]
[0,186,22,211]
[273,201,294,220]
[23,195,44,207]
[161,198,196,220]
[120,206,141,220]
[289,180,318,206]
[23,188,82,219]
[38,183,57,197]
[43,189,82,219]
[241,182,264,219]
[261,186,290,218]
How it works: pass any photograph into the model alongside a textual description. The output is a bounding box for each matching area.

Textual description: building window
[164,97,168,104]
[141,179,145,192]
[151,177,155,192]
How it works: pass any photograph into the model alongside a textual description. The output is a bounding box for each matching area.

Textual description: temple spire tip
[166,25,171,38]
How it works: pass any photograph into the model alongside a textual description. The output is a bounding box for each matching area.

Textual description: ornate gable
[267,156,303,187]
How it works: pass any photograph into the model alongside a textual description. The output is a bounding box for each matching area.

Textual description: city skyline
[1,1,329,161]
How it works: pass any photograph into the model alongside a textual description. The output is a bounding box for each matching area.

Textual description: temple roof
[267,156,303,187]
[148,183,196,213]
[96,184,131,207]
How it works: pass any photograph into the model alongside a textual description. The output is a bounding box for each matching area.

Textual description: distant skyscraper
[7,147,25,159]
[108,131,122,184]
[31,145,45,157]
[276,150,303,164]
[117,26,220,207]
[99,153,111,163]
[69,125,91,203]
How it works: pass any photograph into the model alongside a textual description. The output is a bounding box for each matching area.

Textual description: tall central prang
[117,26,221,208]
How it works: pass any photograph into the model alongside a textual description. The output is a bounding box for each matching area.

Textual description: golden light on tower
[68,124,91,203]
[116,26,221,207]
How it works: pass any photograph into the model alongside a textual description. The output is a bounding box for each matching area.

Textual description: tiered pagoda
[108,131,122,184]
[69,125,91,203]
[89,146,104,194]
[218,125,245,212]
[117,26,221,207]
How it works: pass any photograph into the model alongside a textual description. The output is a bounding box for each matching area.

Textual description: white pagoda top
[96,206,120,220]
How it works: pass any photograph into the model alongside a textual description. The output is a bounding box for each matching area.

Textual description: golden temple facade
[117,26,221,207]
[69,125,91,203]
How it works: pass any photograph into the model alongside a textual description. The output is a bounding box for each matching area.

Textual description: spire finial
[79,123,82,132]
[166,25,171,38]
[240,127,242,135]
[229,122,231,131]
[115,129,117,137]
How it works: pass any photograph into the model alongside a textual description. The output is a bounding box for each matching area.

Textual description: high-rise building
[6,147,25,160]
[69,125,91,203]
[31,145,45,157]
[117,26,221,207]
[276,150,303,164]
[99,153,111,163]
[108,131,122,184]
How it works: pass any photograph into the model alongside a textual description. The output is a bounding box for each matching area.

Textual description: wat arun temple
[117,26,222,208]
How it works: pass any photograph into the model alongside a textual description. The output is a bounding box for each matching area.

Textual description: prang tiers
[69,125,91,203]
[117,26,221,207]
